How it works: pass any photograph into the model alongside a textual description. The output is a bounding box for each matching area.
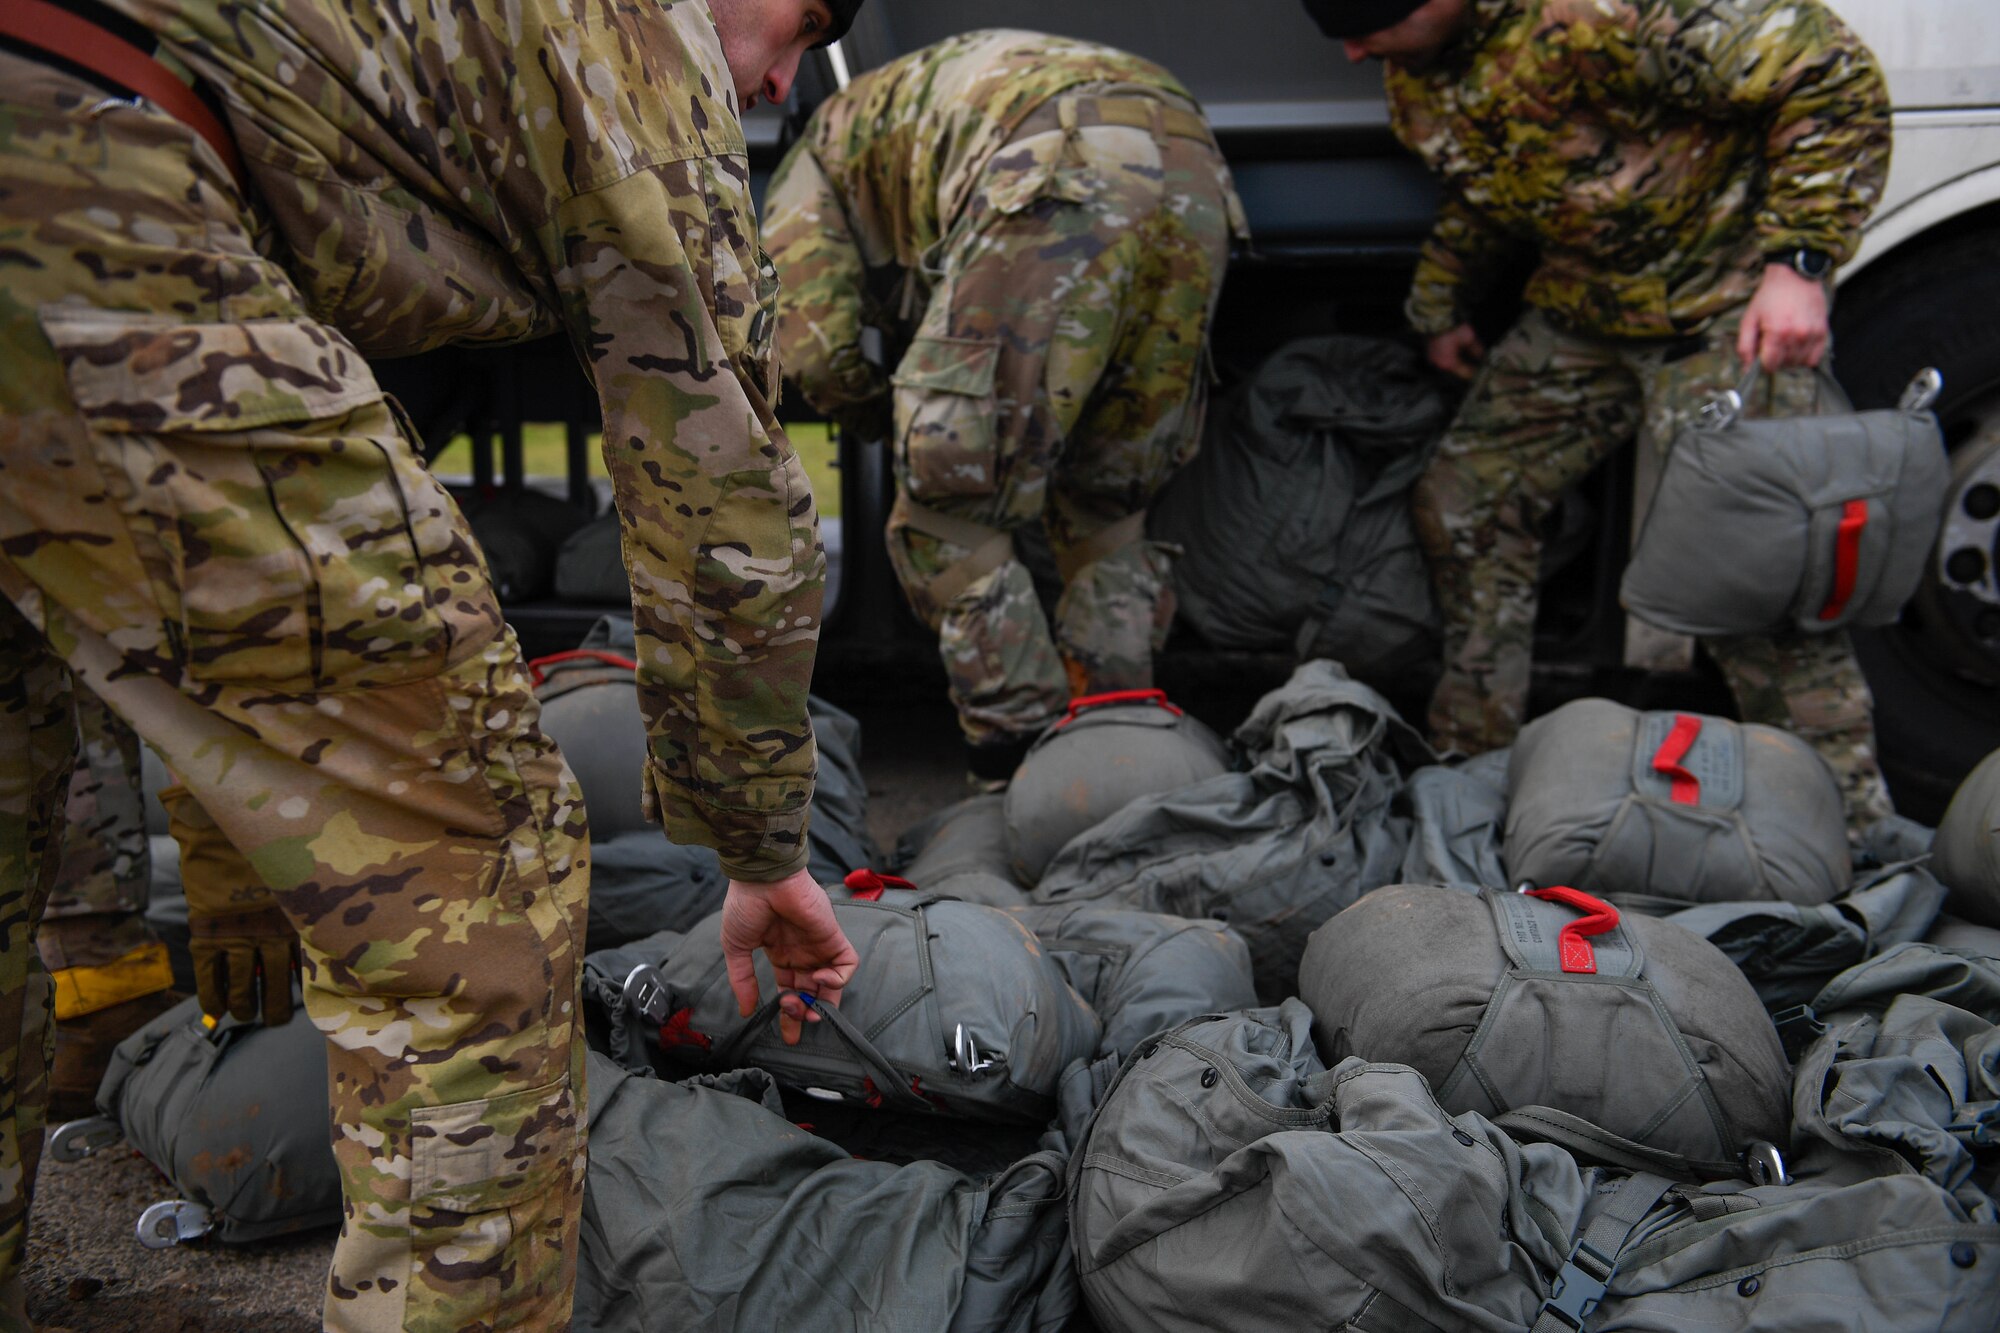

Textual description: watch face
[1795,249,1832,280]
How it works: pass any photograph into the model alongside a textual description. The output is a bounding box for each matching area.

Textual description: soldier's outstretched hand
[721,869,861,1045]
[1427,323,1486,381]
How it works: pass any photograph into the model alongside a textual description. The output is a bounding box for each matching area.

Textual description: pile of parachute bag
[1148,334,1449,676]
[1063,724,2000,1332]
[575,878,1258,1330]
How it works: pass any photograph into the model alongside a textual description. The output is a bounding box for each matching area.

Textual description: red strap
[527,648,638,686]
[843,869,915,902]
[1054,687,1183,730]
[1650,714,1704,805]
[1818,499,1869,622]
[0,0,248,195]
[1525,886,1620,975]
[657,1007,712,1052]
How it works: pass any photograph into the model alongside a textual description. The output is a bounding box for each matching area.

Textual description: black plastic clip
[1771,1005,1826,1061]
[1538,1240,1615,1330]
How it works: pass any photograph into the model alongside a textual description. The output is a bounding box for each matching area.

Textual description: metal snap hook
[136,1199,212,1249]
[1698,388,1744,431]
[50,1116,122,1163]
[1901,366,1944,414]
[950,1023,996,1075]
[1744,1141,1790,1187]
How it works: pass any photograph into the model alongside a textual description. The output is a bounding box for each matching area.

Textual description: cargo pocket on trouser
[402,1075,580,1316]
[38,308,487,693]
[893,335,1004,506]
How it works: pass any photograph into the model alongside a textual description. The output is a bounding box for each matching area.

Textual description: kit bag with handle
[1621,366,1950,636]
[1505,697,1851,909]
[1298,883,1792,1168]
[583,886,1101,1124]
[1004,689,1232,886]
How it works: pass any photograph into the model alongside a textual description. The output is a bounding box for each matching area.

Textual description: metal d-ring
[622,963,671,1025]
[1698,388,1745,431]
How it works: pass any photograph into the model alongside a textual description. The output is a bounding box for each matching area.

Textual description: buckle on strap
[1771,1004,1826,1061]
[1538,1239,1617,1331]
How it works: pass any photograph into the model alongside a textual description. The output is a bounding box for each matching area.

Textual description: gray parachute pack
[1003,689,1232,885]
[1621,367,1950,637]
[1031,660,1433,999]
[1505,698,1851,910]
[1934,745,2000,929]
[1301,884,1792,1170]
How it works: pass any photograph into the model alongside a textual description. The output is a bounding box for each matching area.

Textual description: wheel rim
[1918,381,2000,683]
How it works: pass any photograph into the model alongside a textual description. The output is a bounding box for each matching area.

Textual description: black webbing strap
[1530,1171,1676,1332]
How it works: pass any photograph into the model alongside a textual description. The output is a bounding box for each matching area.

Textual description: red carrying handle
[844,869,917,902]
[1650,714,1704,805]
[527,649,638,686]
[1054,688,1183,730]
[1524,886,1620,975]
[1818,499,1869,622]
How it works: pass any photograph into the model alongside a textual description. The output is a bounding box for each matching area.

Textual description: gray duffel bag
[585,889,1100,1124]
[578,1053,1080,1333]
[1933,746,2000,928]
[77,994,339,1246]
[1004,690,1231,886]
[1300,883,1791,1169]
[1506,697,1851,908]
[1070,1005,1999,1333]
[1621,367,1949,636]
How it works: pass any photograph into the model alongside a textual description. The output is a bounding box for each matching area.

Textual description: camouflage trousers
[37,688,173,1018]
[1412,308,1893,823]
[0,56,588,1331]
[885,90,1239,746]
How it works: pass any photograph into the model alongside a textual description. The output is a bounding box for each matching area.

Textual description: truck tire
[1833,226,2000,822]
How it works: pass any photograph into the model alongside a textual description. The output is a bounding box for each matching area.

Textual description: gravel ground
[25,697,969,1331]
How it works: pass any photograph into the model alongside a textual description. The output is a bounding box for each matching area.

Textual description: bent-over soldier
[766,29,1248,783]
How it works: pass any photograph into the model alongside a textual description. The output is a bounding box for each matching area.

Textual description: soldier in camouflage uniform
[0,0,862,1326]
[765,30,1247,780]
[1307,0,1896,823]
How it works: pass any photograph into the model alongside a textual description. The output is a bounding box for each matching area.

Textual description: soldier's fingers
[226,946,259,1024]
[725,942,762,1018]
[1737,311,1763,372]
[776,995,805,1045]
[259,938,295,1027]
[192,947,229,1021]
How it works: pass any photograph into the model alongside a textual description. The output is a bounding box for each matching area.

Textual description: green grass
[432,419,843,519]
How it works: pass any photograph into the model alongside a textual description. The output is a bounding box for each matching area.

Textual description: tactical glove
[160,784,299,1027]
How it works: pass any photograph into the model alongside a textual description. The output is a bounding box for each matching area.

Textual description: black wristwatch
[1769,247,1833,281]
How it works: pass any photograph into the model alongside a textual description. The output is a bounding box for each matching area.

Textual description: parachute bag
[585,889,1101,1125]
[1506,698,1850,910]
[1933,746,2000,929]
[1299,883,1791,1169]
[52,994,339,1247]
[1004,690,1231,885]
[893,793,1031,907]
[1621,367,1949,636]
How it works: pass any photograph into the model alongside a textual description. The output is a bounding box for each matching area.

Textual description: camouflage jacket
[108,0,822,878]
[1386,0,1891,338]
[765,29,1190,425]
